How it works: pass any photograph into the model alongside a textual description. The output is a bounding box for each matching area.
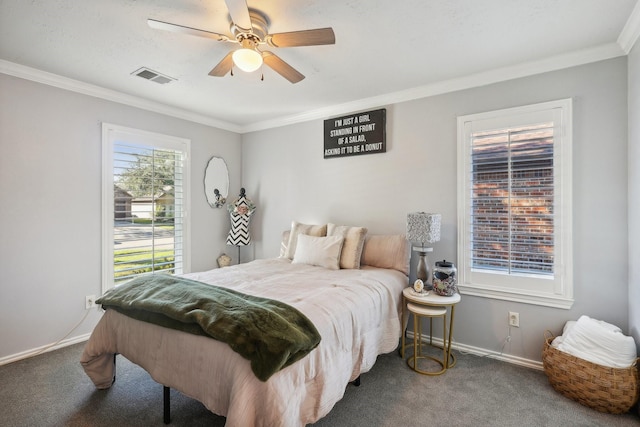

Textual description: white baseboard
[3,331,544,372]
[405,331,544,371]
[0,333,91,366]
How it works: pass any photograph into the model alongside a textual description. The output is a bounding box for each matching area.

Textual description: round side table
[401,287,461,371]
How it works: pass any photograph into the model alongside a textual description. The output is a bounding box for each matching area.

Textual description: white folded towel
[554,315,637,368]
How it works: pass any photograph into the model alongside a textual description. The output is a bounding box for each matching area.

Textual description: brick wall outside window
[470,126,554,275]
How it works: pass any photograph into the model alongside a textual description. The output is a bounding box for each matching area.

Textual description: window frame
[456,99,573,309]
[101,123,191,294]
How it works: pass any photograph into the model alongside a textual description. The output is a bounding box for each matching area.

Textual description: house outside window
[102,123,190,293]
[456,99,573,309]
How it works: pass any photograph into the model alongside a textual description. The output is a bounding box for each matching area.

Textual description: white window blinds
[457,99,573,309]
[102,124,190,292]
[112,143,186,284]
[470,122,554,276]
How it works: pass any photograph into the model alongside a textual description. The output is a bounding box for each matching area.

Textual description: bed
[81,225,408,426]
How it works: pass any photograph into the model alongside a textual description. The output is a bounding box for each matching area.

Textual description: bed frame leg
[163,386,171,424]
[112,354,117,385]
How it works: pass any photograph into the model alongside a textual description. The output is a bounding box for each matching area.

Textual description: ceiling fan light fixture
[232,47,263,73]
[149,5,335,83]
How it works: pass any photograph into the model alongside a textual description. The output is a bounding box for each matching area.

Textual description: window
[102,123,190,293]
[457,99,573,308]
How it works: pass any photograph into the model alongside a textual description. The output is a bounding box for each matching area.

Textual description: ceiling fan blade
[224,0,252,32]
[148,19,230,42]
[266,28,335,47]
[208,51,235,77]
[262,51,305,84]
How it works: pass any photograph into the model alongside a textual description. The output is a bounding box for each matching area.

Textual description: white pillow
[279,230,291,258]
[292,234,344,270]
[327,223,368,269]
[284,221,327,259]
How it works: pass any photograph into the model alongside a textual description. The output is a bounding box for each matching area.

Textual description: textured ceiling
[1,0,638,132]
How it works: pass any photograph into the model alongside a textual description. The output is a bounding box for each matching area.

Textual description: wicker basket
[542,332,639,414]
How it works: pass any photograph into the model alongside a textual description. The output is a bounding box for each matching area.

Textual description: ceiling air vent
[131,67,176,84]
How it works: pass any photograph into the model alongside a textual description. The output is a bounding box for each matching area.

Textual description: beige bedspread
[81,258,407,426]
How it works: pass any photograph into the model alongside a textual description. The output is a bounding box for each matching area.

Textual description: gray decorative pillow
[284,221,327,259]
[327,223,368,269]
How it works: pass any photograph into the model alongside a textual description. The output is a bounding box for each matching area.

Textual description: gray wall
[0,74,241,360]
[242,58,629,363]
[1,55,634,365]
[629,42,640,352]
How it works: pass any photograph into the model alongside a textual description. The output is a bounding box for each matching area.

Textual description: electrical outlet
[85,295,97,310]
[508,311,520,327]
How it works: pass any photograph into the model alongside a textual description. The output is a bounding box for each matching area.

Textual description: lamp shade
[232,48,263,73]
[406,212,441,245]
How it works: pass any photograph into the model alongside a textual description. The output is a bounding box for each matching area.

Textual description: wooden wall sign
[323,108,386,159]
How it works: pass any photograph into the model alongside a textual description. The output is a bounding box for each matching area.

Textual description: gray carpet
[1,342,638,427]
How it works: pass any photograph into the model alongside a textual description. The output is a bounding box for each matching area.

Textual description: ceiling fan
[148,0,335,84]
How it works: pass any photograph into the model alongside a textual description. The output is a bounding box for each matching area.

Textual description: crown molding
[618,1,640,54]
[0,60,242,134]
[0,38,628,136]
[242,42,625,133]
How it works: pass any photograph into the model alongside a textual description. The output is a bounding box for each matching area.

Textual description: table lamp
[406,212,441,289]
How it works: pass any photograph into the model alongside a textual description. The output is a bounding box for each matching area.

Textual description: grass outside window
[114,248,175,283]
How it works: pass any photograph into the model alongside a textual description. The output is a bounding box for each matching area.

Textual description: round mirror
[204,157,229,208]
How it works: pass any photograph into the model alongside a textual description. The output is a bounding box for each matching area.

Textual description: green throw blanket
[96,274,321,381]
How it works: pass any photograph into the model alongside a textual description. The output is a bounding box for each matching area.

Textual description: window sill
[457,284,574,309]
